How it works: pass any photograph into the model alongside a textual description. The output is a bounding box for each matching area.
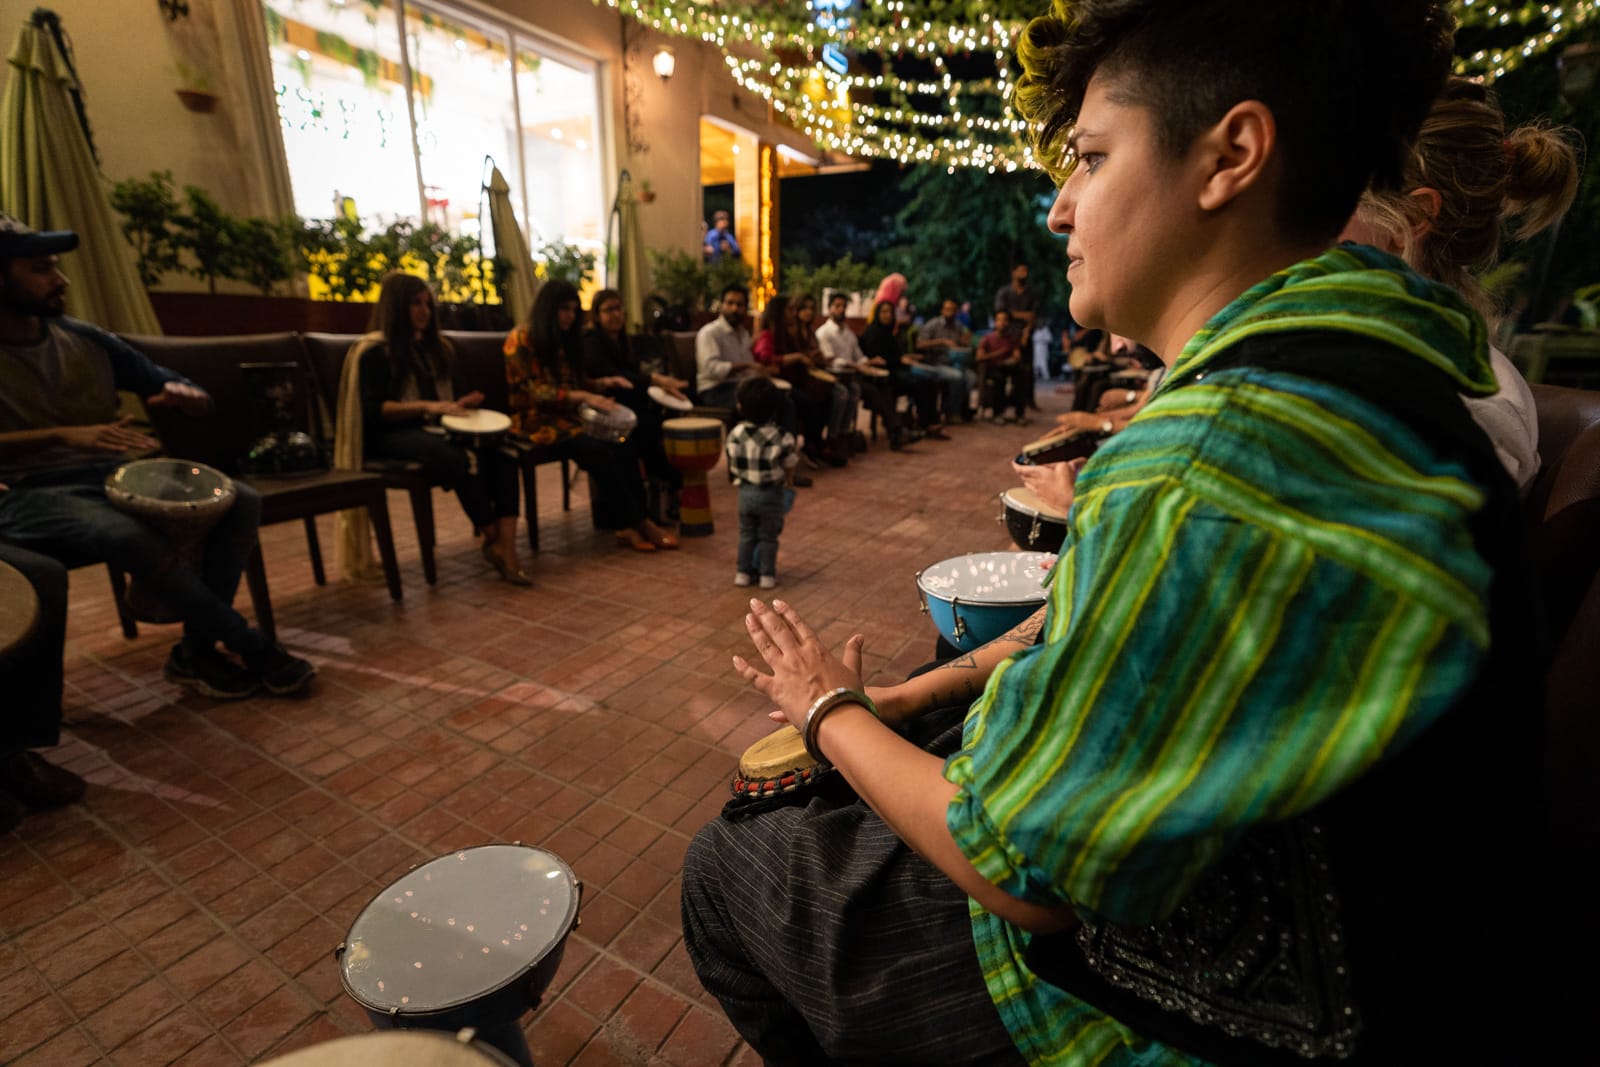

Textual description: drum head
[440,410,511,435]
[647,385,693,412]
[1001,486,1066,522]
[772,377,793,391]
[258,1031,518,1067]
[663,416,724,432]
[809,369,838,384]
[739,726,814,778]
[916,551,1055,606]
[105,459,234,510]
[340,845,579,1017]
[860,365,889,378]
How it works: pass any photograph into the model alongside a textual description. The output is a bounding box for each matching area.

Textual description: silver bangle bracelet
[801,687,875,763]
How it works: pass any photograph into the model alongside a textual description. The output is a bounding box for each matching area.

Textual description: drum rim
[104,458,236,507]
[999,487,1068,522]
[647,385,693,410]
[258,1030,520,1067]
[915,551,1055,607]
[738,726,815,778]
[662,416,724,430]
[338,843,580,1017]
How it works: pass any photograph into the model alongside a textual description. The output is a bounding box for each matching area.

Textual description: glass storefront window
[263,0,419,226]
[261,0,603,258]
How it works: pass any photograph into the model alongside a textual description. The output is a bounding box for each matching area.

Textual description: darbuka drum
[809,368,839,385]
[859,365,890,380]
[104,459,237,623]
[256,1031,518,1067]
[661,417,724,537]
[577,403,637,444]
[916,551,1054,652]
[440,409,512,448]
[999,487,1069,553]
[647,385,693,413]
[337,844,581,1067]
[772,377,793,391]
[1015,425,1105,467]
[730,725,835,805]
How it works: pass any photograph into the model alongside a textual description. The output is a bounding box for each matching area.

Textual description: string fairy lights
[591,0,1599,170]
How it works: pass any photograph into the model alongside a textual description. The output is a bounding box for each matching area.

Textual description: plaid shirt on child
[725,421,797,486]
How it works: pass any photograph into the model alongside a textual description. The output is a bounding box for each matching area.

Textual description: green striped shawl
[943,246,1495,1066]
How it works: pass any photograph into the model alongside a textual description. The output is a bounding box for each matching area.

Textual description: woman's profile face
[557,300,579,331]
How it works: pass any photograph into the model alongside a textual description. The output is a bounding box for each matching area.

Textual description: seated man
[813,292,901,452]
[695,284,760,409]
[682,1,1554,1064]
[915,297,978,422]
[0,215,314,700]
[0,540,81,829]
[977,309,1028,424]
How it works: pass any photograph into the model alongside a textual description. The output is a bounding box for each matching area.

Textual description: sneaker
[165,643,259,700]
[734,572,752,587]
[758,575,778,590]
[248,643,317,697]
[0,750,86,809]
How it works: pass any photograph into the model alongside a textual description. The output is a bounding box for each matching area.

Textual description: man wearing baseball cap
[0,213,315,825]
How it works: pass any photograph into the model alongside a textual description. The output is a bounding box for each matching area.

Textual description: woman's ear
[1408,186,1442,245]
[1194,100,1276,213]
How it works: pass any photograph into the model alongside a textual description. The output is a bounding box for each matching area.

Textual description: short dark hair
[1015,0,1455,241]
[827,292,849,308]
[736,375,783,425]
[994,308,1012,322]
[721,284,749,303]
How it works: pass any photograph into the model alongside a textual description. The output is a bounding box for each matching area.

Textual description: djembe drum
[337,844,581,1067]
[915,551,1054,652]
[103,459,237,623]
[257,1031,519,1067]
[661,417,724,537]
[999,487,1069,553]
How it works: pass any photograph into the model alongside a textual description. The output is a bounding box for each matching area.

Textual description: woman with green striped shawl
[682,1,1555,1064]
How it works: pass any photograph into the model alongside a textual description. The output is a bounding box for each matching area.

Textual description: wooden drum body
[661,417,724,537]
[104,459,237,623]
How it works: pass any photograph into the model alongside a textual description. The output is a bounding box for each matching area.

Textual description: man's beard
[1,290,65,318]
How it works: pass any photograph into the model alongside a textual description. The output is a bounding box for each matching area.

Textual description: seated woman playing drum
[504,281,678,552]
[581,288,688,521]
[352,272,526,586]
[753,295,841,466]
[859,299,945,443]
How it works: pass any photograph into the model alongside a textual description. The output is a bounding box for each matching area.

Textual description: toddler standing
[726,377,797,589]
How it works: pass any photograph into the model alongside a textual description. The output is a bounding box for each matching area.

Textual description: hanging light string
[596,0,1599,169]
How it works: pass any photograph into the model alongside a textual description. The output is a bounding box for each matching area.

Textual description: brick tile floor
[1,393,1071,1064]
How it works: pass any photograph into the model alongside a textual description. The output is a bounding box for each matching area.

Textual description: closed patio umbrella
[615,173,648,332]
[484,164,538,326]
[0,11,159,334]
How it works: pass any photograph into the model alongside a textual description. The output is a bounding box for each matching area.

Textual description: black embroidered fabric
[1073,819,1359,1060]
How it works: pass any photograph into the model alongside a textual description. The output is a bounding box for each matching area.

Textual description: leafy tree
[538,240,597,289]
[892,165,1068,321]
[230,216,296,295]
[173,186,238,294]
[109,171,181,287]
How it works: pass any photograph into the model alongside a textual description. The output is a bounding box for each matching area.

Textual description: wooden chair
[300,332,444,584]
[440,330,572,554]
[124,332,403,641]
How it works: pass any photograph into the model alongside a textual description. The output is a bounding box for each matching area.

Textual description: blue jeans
[913,357,973,419]
[0,464,267,659]
[736,483,785,578]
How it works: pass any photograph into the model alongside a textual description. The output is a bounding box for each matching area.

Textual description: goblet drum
[915,551,1055,652]
[337,844,581,1067]
[999,487,1069,553]
[103,459,237,623]
[661,417,724,537]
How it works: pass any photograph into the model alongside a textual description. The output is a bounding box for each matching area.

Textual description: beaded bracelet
[801,687,876,763]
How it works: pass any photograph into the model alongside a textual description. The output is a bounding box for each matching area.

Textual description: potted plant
[109,171,182,287]
[174,61,219,113]
[636,180,657,204]
[538,240,597,288]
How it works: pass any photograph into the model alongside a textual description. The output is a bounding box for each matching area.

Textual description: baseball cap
[0,213,79,258]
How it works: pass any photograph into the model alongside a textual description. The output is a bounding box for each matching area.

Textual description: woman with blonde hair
[1341,76,1579,492]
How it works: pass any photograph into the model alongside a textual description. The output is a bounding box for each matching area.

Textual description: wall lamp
[652,47,676,82]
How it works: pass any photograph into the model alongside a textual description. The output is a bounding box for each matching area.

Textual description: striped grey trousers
[680,707,1024,1066]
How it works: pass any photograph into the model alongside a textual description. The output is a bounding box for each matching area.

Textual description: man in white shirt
[695,285,758,408]
[813,293,904,450]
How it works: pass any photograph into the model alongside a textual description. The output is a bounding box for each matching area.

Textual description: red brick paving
[1,396,1066,1064]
